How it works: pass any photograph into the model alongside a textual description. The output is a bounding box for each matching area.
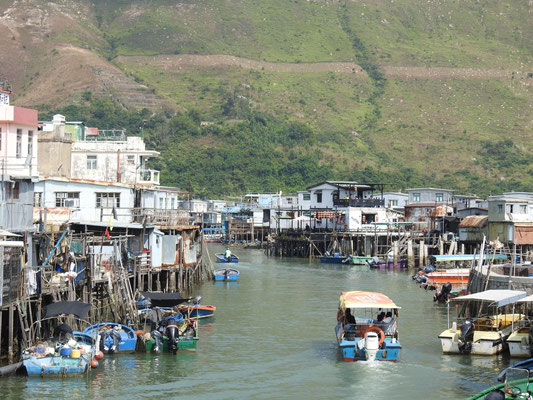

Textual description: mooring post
[8,304,14,363]
[419,240,425,266]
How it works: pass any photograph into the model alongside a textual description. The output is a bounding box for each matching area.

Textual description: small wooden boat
[320,253,349,264]
[468,368,532,399]
[22,301,97,377]
[343,255,374,265]
[335,291,402,362]
[215,253,239,263]
[367,258,408,269]
[438,289,527,355]
[83,323,137,353]
[214,268,239,281]
[178,304,216,319]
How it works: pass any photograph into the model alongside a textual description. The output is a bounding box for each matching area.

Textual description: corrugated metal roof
[458,215,488,228]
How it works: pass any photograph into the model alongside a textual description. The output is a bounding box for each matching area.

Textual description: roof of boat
[432,254,507,262]
[340,291,401,309]
[517,294,533,303]
[43,301,92,319]
[451,289,528,307]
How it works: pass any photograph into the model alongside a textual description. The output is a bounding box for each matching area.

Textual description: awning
[43,301,92,319]
[432,254,508,263]
[140,292,190,307]
[340,291,401,310]
[517,294,533,303]
[451,290,528,307]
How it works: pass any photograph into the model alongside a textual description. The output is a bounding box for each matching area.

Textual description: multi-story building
[0,86,38,237]
[488,192,533,247]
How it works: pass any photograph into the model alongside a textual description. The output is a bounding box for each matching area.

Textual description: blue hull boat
[179,304,216,319]
[215,253,239,263]
[336,291,402,362]
[320,255,349,264]
[497,358,533,382]
[23,332,95,376]
[214,268,239,281]
[83,323,137,353]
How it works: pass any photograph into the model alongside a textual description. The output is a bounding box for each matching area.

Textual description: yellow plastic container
[70,349,81,358]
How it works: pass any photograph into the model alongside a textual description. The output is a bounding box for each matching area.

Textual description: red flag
[105,228,111,239]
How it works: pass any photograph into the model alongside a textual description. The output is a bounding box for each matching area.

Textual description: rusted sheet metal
[514,225,533,245]
[183,236,197,265]
[459,215,488,228]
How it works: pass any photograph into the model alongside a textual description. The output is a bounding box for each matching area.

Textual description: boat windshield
[504,368,530,396]
[342,307,399,337]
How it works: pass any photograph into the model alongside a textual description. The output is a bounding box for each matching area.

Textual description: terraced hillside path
[117,54,532,81]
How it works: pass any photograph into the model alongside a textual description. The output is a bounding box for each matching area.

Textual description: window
[96,192,120,208]
[171,198,175,209]
[507,204,514,213]
[16,129,22,158]
[34,192,42,207]
[520,205,527,214]
[498,204,503,213]
[413,193,420,202]
[87,155,97,169]
[27,130,33,156]
[127,155,135,165]
[303,193,310,201]
[390,199,398,207]
[12,182,19,199]
[55,192,80,207]
[316,190,322,203]
[287,198,293,204]
[436,193,443,202]
[0,127,2,151]
[159,198,164,209]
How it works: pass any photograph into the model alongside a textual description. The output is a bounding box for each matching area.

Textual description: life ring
[364,325,385,347]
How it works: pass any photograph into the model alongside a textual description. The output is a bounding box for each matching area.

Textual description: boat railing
[345,321,398,337]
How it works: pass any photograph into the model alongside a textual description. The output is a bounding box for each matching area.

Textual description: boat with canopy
[438,289,527,355]
[335,291,402,362]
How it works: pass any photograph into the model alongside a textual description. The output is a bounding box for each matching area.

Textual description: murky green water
[2,247,520,399]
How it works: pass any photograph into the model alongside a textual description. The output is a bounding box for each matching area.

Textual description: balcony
[132,208,191,226]
[137,169,160,185]
[333,198,385,208]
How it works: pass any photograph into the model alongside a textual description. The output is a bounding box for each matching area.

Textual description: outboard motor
[364,331,380,361]
[108,329,122,353]
[193,296,202,305]
[151,330,163,354]
[434,283,453,303]
[100,330,110,352]
[165,318,180,354]
[458,318,474,354]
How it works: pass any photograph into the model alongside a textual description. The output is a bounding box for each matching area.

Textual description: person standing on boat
[224,248,232,262]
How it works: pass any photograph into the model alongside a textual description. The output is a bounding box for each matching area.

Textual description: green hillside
[4,0,533,197]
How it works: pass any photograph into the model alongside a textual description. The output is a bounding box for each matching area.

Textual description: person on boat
[376,311,386,322]
[224,248,232,262]
[54,323,73,341]
[345,308,356,325]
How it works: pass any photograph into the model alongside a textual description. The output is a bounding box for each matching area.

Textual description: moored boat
[505,294,533,358]
[343,255,374,265]
[178,304,216,319]
[83,323,137,353]
[438,289,527,355]
[137,292,199,354]
[320,253,349,264]
[214,268,240,281]
[335,291,401,362]
[22,301,98,377]
[215,253,239,263]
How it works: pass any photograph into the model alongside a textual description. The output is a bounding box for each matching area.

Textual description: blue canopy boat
[215,253,239,263]
[22,301,98,376]
[214,268,240,281]
[83,323,137,353]
[335,291,402,362]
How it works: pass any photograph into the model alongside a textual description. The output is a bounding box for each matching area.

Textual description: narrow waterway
[2,247,519,399]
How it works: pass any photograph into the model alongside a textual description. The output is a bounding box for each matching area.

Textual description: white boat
[438,289,527,355]
[507,294,533,357]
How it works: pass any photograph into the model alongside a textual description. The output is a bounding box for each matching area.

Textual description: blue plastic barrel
[60,347,72,357]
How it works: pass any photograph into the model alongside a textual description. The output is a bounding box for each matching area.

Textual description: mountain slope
[1,0,532,196]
